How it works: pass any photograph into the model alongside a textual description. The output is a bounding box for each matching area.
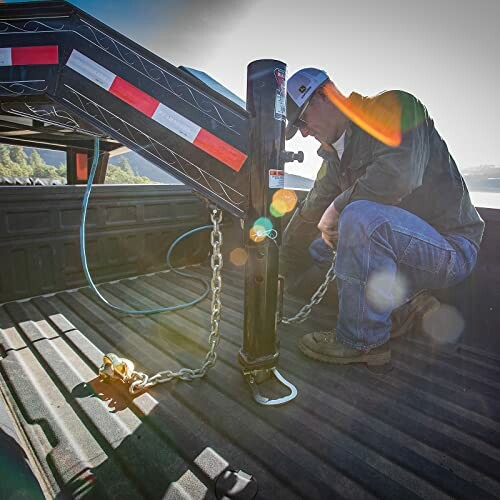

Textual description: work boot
[391,292,440,339]
[298,331,391,365]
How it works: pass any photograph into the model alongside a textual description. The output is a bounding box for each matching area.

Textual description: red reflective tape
[75,152,88,182]
[109,76,160,117]
[11,45,58,65]
[194,129,247,172]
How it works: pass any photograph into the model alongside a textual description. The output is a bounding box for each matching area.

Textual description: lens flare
[366,271,408,312]
[270,204,282,218]
[229,247,248,266]
[270,189,298,217]
[255,217,273,231]
[250,217,273,242]
[422,304,464,344]
[321,81,428,148]
[249,227,265,243]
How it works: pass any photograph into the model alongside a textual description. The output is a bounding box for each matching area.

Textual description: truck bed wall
[1,184,498,345]
[437,207,500,347]
[0,184,209,303]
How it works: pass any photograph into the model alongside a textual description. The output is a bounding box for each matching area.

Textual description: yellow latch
[99,353,135,383]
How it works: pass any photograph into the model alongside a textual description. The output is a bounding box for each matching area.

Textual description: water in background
[470,191,500,209]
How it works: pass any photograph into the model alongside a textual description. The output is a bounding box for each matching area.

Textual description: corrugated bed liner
[0,265,499,499]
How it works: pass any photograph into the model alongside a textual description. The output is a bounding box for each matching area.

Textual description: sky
[6,0,500,180]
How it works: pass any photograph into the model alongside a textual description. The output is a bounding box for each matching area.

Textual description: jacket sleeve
[301,157,343,223]
[280,156,342,276]
[334,95,431,212]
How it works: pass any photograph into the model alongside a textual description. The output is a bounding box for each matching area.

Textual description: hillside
[23,148,181,184]
[6,145,498,193]
[29,147,314,188]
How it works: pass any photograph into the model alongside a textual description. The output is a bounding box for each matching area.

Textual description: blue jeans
[309,200,478,350]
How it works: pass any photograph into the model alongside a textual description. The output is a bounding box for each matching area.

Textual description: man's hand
[318,202,339,248]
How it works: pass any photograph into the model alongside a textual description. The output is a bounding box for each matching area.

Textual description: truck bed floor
[1,265,499,499]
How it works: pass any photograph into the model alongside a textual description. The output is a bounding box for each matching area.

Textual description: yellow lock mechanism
[99,353,136,383]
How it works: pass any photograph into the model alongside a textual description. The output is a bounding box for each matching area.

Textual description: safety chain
[281,252,336,325]
[100,207,224,394]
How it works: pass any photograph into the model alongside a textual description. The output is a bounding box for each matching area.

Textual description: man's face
[298,91,347,144]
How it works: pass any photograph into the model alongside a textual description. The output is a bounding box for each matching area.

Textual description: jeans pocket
[399,237,449,275]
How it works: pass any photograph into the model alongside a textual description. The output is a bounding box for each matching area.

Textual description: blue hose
[80,136,212,315]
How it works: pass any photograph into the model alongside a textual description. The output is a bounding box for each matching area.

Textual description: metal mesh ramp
[0,1,250,217]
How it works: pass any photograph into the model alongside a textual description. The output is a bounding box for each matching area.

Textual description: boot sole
[298,340,391,365]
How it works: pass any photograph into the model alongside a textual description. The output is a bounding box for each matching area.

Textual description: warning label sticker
[274,68,286,121]
[275,68,286,94]
[269,169,285,189]
[274,90,286,121]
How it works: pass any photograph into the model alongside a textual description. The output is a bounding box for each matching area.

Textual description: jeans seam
[395,235,413,265]
[359,239,371,343]
[366,218,391,239]
[335,218,389,285]
[398,235,449,275]
[334,271,366,286]
[391,226,452,250]
[447,250,458,282]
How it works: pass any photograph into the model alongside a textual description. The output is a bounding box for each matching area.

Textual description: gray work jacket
[300,90,484,248]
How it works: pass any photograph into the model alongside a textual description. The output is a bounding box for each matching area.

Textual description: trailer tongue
[0,1,250,217]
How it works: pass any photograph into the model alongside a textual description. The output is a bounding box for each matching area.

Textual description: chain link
[281,252,337,325]
[129,208,223,394]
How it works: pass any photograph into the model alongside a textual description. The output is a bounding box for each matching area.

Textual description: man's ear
[315,89,329,103]
[317,91,326,101]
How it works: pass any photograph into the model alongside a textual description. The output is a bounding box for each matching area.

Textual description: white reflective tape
[0,48,12,66]
[66,50,115,90]
[152,103,201,143]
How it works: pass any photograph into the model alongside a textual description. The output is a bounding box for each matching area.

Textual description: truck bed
[1,264,499,499]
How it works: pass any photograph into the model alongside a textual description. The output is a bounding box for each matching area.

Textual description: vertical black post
[93,151,110,184]
[66,148,77,185]
[239,59,287,370]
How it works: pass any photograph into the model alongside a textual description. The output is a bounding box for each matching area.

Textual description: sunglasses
[294,100,311,129]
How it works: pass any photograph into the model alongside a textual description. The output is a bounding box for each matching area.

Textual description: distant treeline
[1,143,497,191]
[0,144,153,184]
